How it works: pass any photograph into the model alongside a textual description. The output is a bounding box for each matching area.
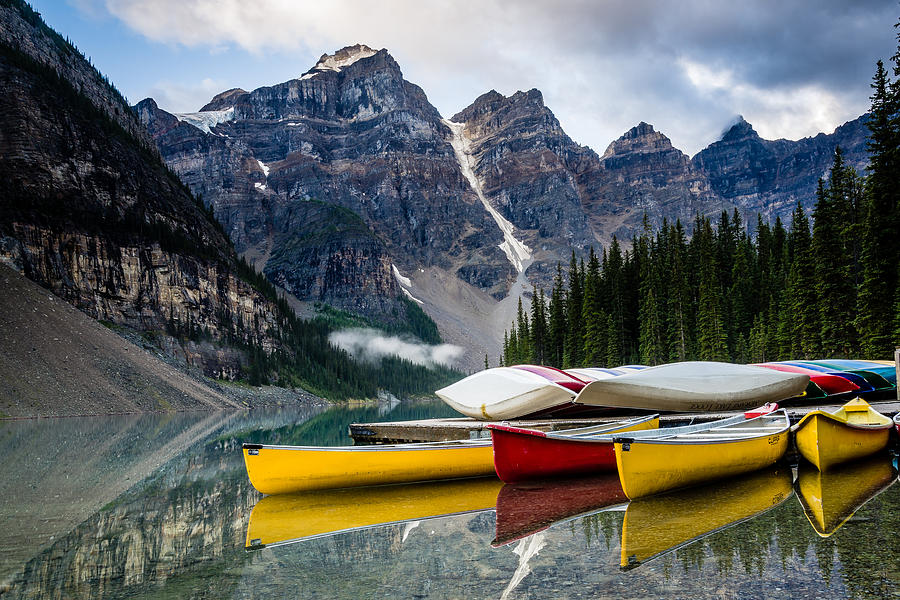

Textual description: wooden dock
[350,399,900,444]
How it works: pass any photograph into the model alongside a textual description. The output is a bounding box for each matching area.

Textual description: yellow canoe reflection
[620,465,793,570]
[245,476,502,548]
[795,454,898,537]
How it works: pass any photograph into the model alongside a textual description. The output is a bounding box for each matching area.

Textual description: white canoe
[574,361,809,412]
[435,366,581,420]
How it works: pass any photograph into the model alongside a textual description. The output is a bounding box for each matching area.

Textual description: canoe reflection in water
[244,477,502,548]
[619,465,794,570]
[795,454,898,537]
[492,474,627,546]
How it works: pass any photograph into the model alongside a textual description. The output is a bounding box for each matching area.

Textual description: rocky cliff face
[139,44,512,318]
[0,1,286,378]
[693,115,870,218]
[447,89,597,284]
[584,122,731,241]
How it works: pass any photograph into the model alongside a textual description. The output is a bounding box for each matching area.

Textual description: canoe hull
[435,367,577,420]
[489,415,660,483]
[793,413,891,471]
[575,362,808,412]
[614,412,790,499]
[243,441,495,495]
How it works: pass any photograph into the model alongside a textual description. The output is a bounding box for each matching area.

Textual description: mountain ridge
[138,44,871,368]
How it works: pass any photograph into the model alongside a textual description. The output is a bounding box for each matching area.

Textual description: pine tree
[605,237,627,366]
[582,247,606,366]
[785,204,820,358]
[665,220,691,361]
[530,286,548,364]
[547,264,567,368]
[813,150,858,357]
[695,218,729,360]
[858,59,900,355]
[564,254,585,368]
[638,228,666,365]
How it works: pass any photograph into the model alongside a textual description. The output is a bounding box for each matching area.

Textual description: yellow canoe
[245,477,503,548]
[795,454,897,537]
[244,415,658,494]
[613,408,790,499]
[243,438,496,494]
[620,465,793,569]
[792,397,893,471]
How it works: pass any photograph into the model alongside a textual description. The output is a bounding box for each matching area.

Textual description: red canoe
[488,414,659,484]
[754,363,860,396]
[493,474,626,546]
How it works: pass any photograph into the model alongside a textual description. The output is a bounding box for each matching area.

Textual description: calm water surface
[1,400,899,599]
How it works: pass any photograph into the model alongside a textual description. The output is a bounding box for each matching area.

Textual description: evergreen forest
[502,40,900,369]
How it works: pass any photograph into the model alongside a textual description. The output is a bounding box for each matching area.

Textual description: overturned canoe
[243,438,495,495]
[620,465,793,569]
[754,363,861,396]
[487,414,660,483]
[574,361,809,412]
[245,477,502,548]
[792,397,893,471]
[779,361,876,394]
[613,407,791,499]
[795,455,897,537]
[435,365,588,420]
[808,359,897,385]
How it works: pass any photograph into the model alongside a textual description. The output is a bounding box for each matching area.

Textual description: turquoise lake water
[0,400,898,599]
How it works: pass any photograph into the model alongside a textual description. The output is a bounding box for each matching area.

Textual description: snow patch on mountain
[443,119,533,274]
[173,107,235,134]
[300,44,379,80]
[392,264,423,304]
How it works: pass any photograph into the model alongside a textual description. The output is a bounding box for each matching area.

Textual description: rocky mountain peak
[200,88,249,112]
[720,115,759,142]
[601,121,675,159]
[310,43,380,73]
[452,88,546,124]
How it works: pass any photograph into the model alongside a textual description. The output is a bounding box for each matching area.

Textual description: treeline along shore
[503,43,900,369]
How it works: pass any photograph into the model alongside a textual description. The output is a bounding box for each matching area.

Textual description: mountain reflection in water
[0,403,898,599]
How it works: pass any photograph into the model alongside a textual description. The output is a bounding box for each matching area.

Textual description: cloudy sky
[34,0,897,155]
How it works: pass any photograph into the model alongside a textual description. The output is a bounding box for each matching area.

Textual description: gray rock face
[584,122,730,241]
[141,45,511,321]
[693,115,870,219]
[449,89,596,285]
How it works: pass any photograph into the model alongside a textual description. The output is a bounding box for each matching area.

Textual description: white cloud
[679,58,846,144]
[328,328,464,368]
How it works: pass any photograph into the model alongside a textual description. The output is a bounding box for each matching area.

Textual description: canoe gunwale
[242,440,491,453]
[485,414,660,441]
[613,421,789,446]
[791,405,894,433]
